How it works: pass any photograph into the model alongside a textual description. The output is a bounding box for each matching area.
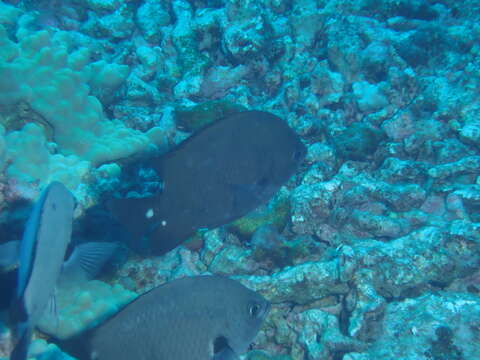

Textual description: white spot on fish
[145,209,154,219]
[161,220,167,227]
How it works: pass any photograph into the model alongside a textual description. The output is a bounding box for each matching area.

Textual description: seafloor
[0,0,479,359]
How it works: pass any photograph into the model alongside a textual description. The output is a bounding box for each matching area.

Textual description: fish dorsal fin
[61,242,118,284]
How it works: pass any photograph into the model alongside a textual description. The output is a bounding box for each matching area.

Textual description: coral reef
[0,0,479,359]
[37,280,137,340]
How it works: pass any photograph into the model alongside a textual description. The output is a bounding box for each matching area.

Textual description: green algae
[175,99,246,132]
[252,235,318,268]
[228,193,290,239]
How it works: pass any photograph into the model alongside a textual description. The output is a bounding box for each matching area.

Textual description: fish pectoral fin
[212,347,238,360]
[212,336,239,360]
[10,324,32,360]
[44,291,60,332]
[49,290,58,316]
[62,242,119,283]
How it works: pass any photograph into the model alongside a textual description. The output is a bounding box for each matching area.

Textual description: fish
[107,110,306,254]
[9,182,75,360]
[8,182,117,360]
[57,275,270,360]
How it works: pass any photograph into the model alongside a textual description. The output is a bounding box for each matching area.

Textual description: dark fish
[59,275,270,360]
[108,110,306,254]
[9,182,118,360]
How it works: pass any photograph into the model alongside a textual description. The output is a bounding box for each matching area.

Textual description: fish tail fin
[10,325,32,360]
[105,196,161,254]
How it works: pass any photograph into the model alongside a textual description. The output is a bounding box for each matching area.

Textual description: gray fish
[59,275,270,360]
[9,182,117,360]
[108,110,306,254]
[10,182,75,360]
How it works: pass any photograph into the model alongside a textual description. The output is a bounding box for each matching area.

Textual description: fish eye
[248,302,262,318]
